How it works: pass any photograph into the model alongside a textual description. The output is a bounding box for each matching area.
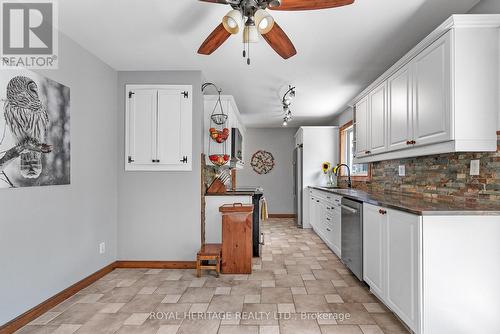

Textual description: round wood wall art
[251,150,275,175]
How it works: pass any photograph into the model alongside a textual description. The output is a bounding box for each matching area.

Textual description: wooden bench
[196,243,221,277]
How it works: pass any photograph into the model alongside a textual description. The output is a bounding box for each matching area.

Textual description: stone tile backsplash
[347,132,500,205]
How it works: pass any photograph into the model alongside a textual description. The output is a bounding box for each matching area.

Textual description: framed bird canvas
[0,69,70,188]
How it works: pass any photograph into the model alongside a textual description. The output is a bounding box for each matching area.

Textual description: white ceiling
[58,0,479,127]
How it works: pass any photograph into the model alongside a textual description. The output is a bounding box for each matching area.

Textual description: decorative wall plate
[251,150,275,175]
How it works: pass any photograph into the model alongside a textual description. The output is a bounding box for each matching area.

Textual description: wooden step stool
[196,243,222,277]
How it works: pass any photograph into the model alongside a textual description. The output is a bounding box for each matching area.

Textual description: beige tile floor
[16,218,410,334]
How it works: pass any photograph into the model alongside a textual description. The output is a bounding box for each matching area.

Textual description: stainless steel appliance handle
[260,232,265,245]
[341,205,358,214]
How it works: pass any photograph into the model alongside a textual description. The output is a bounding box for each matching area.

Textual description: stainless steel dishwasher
[341,198,363,281]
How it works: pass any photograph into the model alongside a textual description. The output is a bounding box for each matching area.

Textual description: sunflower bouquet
[321,162,337,187]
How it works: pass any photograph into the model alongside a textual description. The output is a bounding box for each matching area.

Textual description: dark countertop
[310,186,500,216]
[205,188,263,197]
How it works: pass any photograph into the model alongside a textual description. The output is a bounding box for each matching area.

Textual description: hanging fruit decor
[203,82,230,167]
[209,127,230,143]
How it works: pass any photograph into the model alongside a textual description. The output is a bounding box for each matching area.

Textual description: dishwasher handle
[341,205,358,214]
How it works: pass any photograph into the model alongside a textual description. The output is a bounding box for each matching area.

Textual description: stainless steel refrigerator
[293,144,303,227]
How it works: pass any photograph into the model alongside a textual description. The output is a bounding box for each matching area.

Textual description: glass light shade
[243,25,259,43]
[254,9,274,35]
[222,10,242,34]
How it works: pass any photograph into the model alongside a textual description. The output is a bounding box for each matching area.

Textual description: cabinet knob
[379,209,387,215]
[406,140,412,145]
[365,150,371,154]
[180,156,188,163]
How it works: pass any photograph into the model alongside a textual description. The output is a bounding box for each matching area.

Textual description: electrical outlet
[470,160,480,176]
[399,165,406,177]
[99,242,105,254]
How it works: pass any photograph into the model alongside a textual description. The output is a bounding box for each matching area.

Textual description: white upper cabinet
[353,16,500,163]
[413,33,451,146]
[355,96,369,157]
[126,85,193,171]
[368,82,387,155]
[388,64,413,152]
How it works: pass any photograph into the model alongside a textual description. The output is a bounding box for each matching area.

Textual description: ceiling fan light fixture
[222,9,242,34]
[254,9,274,35]
[268,0,281,8]
[243,25,259,43]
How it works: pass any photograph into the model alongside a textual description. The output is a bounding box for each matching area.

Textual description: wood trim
[339,120,372,181]
[115,261,196,269]
[0,260,198,333]
[268,214,296,218]
[0,262,116,334]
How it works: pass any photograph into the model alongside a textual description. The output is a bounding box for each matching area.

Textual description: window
[340,121,370,178]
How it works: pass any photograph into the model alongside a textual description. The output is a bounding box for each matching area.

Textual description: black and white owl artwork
[0,70,70,188]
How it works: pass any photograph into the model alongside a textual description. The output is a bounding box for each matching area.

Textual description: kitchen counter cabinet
[310,186,500,216]
[363,203,500,334]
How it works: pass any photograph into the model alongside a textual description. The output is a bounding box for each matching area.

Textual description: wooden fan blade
[269,0,354,11]
[262,23,297,59]
[199,0,229,4]
[198,23,231,55]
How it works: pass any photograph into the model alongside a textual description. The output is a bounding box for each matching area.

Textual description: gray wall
[332,107,354,127]
[238,128,297,214]
[469,0,500,14]
[117,71,203,261]
[0,33,118,325]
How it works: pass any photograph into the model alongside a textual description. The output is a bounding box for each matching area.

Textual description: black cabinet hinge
[182,91,189,99]
[128,91,135,99]
[128,156,134,163]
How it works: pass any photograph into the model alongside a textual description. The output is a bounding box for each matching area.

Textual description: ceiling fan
[197,0,355,64]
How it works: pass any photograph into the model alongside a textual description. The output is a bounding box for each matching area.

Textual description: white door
[388,64,413,151]
[385,209,420,332]
[157,88,192,170]
[413,32,452,146]
[127,89,157,166]
[363,203,386,298]
[355,97,369,157]
[368,82,387,155]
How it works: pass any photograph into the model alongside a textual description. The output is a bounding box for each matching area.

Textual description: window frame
[339,120,371,181]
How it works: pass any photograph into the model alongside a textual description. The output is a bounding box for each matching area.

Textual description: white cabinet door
[127,89,157,166]
[309,194,318,230]
[413,32,451,146]
[368,82,387,155]
[126,85,192,171]
[385,209,420,332]
[355,97,369,157]
[363,203,386,298]
[157,88,192,170]
[388,65,413,152]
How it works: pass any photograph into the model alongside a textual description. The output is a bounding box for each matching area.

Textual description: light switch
[470,160,480,176]
[399,165,406,177]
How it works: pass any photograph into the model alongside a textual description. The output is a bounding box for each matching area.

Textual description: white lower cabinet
[308,188,341,257]
[363,204,385,298]
[363,203,420,333]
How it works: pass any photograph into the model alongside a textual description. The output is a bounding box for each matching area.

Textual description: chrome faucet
[334,164,352,188]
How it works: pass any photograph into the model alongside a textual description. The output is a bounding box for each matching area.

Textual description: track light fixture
[281,85,296,127]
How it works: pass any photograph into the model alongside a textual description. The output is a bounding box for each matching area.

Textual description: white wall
[238,128,296,214]
[117,71,203,261]
[0,33,118,325]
